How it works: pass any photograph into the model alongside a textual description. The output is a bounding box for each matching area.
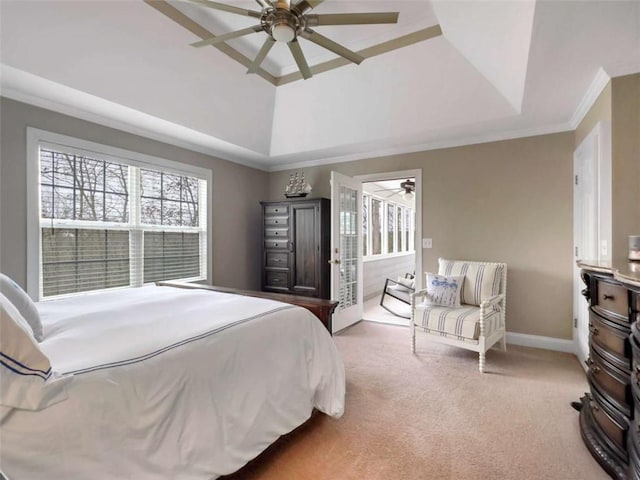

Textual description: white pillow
[424,273,464,308]
[0,273,43,341]
[0,293,70,410]
[396,276,415,290]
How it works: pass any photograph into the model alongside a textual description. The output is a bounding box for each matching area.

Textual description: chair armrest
[480,294,505,309]
[411,288,432,307]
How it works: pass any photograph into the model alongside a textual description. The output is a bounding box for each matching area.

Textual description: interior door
[330,171,363,333]
[574,137,598,367]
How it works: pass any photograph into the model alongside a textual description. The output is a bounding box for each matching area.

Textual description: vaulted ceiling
[1,1,639,171]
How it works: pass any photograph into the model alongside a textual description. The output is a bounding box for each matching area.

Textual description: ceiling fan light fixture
[272,23,296,42]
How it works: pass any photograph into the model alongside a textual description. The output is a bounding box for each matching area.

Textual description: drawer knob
[603,294,614,300]
[589,325,599,336]
[590,365,600,375]
[275,220,278,224]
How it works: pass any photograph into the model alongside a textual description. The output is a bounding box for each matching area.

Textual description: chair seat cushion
[413,303,500,341]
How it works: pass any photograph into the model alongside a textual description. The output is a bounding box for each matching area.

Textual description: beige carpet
[223,321,608,480]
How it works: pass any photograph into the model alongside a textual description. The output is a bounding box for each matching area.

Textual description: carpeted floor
[223,321,608,480]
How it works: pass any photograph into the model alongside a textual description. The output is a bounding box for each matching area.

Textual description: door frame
[355,169,423,292]
[573,120,611,367]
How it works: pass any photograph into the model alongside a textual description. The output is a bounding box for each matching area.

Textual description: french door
[330,171,363,333]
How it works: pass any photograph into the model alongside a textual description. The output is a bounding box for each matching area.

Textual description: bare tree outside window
[39,147,206,298]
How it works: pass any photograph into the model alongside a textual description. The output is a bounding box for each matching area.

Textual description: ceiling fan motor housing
[264,8,303,42]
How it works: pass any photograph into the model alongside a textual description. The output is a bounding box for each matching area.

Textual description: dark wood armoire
[260,198,330,299]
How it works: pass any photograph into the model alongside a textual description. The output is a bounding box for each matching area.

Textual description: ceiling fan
[185,0,400,80]
[374,179,415,198]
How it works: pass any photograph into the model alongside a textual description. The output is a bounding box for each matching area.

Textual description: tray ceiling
[1,1,638,170]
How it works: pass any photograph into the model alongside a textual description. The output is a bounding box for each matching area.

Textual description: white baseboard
[506,332,575,354]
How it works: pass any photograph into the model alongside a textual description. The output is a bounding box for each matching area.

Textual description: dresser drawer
[589,347,631,413]
[264,239,288,250]
[264,205,289,216]
[630,427,640,480]
[266,252,289,268]
[590,311,631,370]
[264,271,288,290]
[594,279,629,321]
[264,216,289,227]
[264,228,288,239]
[590,384,629,453]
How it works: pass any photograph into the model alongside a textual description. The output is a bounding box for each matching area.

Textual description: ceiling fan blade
[306,12,399,27]
[182,0,262,18]
[292,0,324,15]
[247,37,276,74]
[288,39,312,80]
[190,25,263,47]
[255,0,272,9]
[300,29,364,65]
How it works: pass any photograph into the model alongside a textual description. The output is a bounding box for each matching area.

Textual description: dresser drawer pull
[589,325,599,336]
[603,294,615,300]
[274,220,279,224]
[589,365,600,375]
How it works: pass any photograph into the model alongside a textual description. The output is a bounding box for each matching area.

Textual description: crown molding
[267,121,573,172]
[568,67,611,130]
[0,65,270,171]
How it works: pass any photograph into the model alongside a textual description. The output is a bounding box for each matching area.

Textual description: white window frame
[26,128,213,300]
[361,191,415,262]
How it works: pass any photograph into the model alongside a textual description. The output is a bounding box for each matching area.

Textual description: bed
[0,284,345,480]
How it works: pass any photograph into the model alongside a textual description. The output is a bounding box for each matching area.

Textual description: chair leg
[411,327,416,353]
[500,334,507,352]
[479,351,485,373]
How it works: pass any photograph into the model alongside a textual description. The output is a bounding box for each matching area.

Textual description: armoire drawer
[264,239,288,250]
[264,205,289,216]
[264,216,289,227]
[264,271,289,290]
[265,252,289,268]
[589,311,631,370]
[264,228,289,239]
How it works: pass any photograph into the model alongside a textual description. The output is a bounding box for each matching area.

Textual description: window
[361,189,415,260]
[362,195,369,257]
[370,198,383,255]
[28,129,210,299]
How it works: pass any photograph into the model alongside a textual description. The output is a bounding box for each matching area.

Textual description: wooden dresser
[260,198,330,299]
[578,260,640,479]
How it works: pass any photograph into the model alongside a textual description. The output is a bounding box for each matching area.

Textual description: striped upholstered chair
[410,258,507,373]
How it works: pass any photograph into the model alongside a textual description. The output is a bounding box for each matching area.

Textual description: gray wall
[269,132,575,340]
[363,255,415,300]
[0,98,269,291]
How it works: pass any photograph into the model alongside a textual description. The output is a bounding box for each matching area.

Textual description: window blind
[38,146,207,299]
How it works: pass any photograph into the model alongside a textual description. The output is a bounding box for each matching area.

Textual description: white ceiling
[1,1,639,171]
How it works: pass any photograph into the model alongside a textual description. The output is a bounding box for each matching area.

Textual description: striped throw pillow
[438,259,503,307]
[0,293,69,410]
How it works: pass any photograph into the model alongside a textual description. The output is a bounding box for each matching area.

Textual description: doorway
[357,170,422,327]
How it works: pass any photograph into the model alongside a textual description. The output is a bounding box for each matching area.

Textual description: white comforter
[0,286,345,479]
